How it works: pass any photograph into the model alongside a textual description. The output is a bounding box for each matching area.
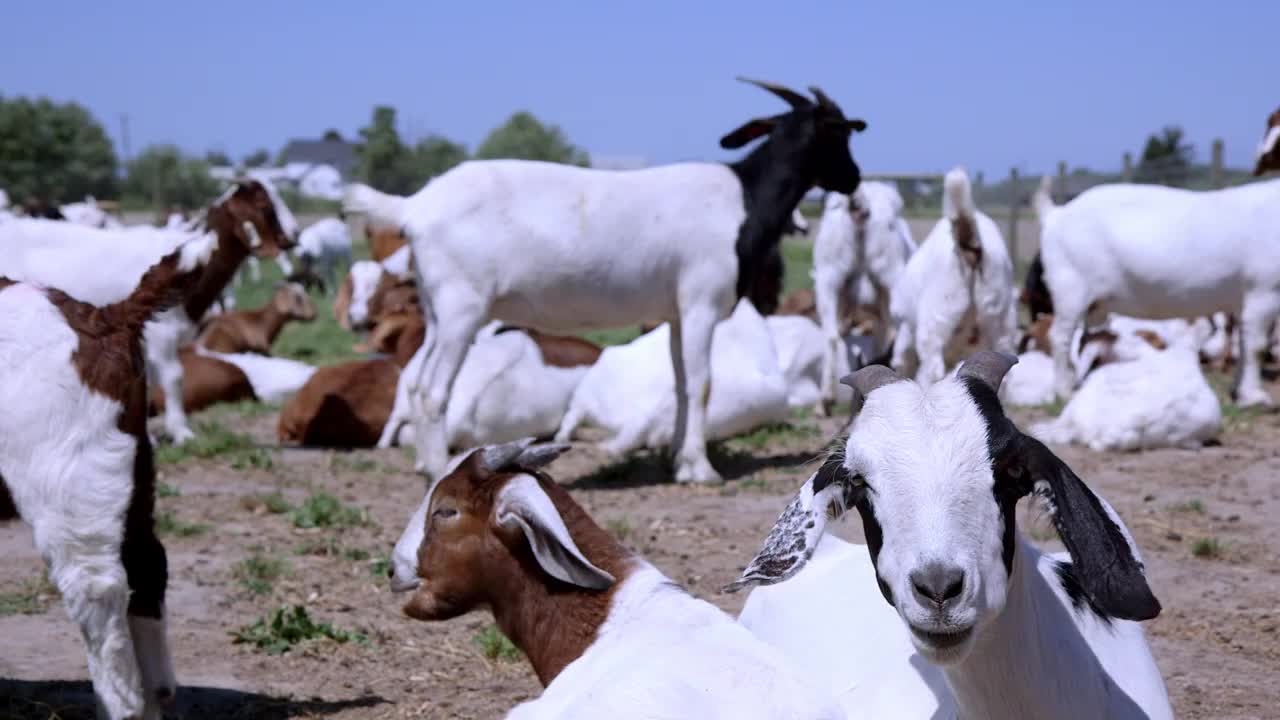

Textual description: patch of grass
[1172,499,1206,514]
[342,547,371,562]
[780,234,813,295]
[330,454,378,474]
[582,326,643,347]
[1190,536,1223,559]
[156,482,181,498]
[289,492,368,529]
[234,258,362,366]
[222,399,280,419]
[369,556,391,578]
[232,605,367,655]
[732,421,820,450]
[604,517,633,541]
[155,421,273,470]
[235,551,290,596]
[1037,398,1067,417]
[737,475,770,492]
[0,575,57,616]
[155,511,209,538]
[241,491,293,515]
[293,537,343,557]
[1221,402,1266,431]
[472,624,522,662]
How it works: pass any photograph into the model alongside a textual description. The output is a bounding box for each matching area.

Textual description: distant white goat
[812,181,914,413]
[289,216,352,286]
[1037,174,1280,406]
[554,299,791,456]
[60,196,122,229]
[344,78,867,484]
[727,353,1172,720]
[390,440,846,720]
[890,168,1016,386]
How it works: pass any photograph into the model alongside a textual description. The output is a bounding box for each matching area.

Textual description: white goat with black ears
[890,168,1016,386]
[726,352,1172,720]
[343,78,867,484]
[812,181,914,414]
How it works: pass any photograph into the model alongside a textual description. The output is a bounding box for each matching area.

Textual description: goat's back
[277,360,399,447]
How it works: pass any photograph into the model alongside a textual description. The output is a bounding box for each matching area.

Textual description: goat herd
[1,81,1279,719]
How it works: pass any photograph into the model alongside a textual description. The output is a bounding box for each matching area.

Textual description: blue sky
[3,1,1274,176]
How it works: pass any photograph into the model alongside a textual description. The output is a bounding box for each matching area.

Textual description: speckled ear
[724,459,851,593]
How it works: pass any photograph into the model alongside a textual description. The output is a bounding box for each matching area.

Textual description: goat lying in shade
[0,235,218,720]
[390,440,846,720]
[726,352,1172,720]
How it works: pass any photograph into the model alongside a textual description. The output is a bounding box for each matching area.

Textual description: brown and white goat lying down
[197,282,316,354]
[0,236,217,720]
[389,441,844,719]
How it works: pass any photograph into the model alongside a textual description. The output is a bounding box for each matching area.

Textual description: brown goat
[277,359,399,447]
[198,283,316,354]
[150,347,255,414]
[368,224,409,262]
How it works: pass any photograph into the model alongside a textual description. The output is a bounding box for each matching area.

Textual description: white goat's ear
[495,474,614,590]
[1016,434,1161,621]
[724,458,851,593]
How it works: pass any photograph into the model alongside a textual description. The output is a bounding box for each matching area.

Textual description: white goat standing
[727,353,1173,720]
[60,196,123,229]
[344,78,867,484]
[554,299,791,456]
[812,181,914,413]
[1038,175,1280,406]
[891,168,1016,386]
[289,216,353,286]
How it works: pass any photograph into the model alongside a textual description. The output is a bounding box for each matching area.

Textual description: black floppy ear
[723,457,851,593]
[720,115,782,149]
[1014,433,1161,621]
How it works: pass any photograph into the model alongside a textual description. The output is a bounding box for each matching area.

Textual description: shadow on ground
[0,680,389,720]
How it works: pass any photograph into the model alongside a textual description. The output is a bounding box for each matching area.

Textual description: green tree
[475,111,589,166]
[355,106,416,193]
[322,128,344,142]
[123,145,220,210]
[205,150,231,166]
[409,134,468,185]
[0,95,118,203]
[1135,126,1194,186]
[243,148,272,167]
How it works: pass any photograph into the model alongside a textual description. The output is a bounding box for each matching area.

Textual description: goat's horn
[736,77,811,109]
[840,364,902,398]
[808,86,838,110]
[957,351,1019,391]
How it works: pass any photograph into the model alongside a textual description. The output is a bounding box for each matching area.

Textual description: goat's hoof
[674,459,722,485]
[167,426,196,445]
[1235,388,1274,408]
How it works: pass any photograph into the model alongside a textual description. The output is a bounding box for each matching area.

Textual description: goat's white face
[727,353,1163,667]
[347,261,387,328]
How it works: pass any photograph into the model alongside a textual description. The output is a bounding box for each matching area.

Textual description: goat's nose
[910,562,966,607]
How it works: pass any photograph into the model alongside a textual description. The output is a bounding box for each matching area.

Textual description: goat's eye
[432,507,458,521]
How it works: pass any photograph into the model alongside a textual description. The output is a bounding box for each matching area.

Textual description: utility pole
[119,114,132,165]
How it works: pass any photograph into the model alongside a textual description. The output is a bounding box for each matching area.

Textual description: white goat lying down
[766,314,857,410]
[196,349,317,403]
[891,168,1016,387]
[344,78,867,484]
[0,236,217,720]
[812,181,914,413]
[1037,176,1280,406]
[726,353,1172,720]
[385,324,588,452]
[1033,322,1221,452]
[0,179,297,443]
[555,299,790,455]
[390,440,846,720]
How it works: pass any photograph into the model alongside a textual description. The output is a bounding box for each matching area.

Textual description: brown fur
[402,450,634,686]
[777,287,870,336]
[277,360,399,447]
[516,329,602,368]
[1253,108,1280,177]
[198,284,316,354]
[393,315,427,368]
[365,277,419,325]
[1019,314,1055,354]
[333,272,355,330]
[150,348,255,414]
[1133,329,1168,351]
[777,287,817,319]
[368,225,409,262]
[354,311,420,357]
[952,213,982,272]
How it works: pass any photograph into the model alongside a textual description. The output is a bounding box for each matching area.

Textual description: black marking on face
[854,493,893,606]
[960,376,1028,575]
[1053,559,1115,625]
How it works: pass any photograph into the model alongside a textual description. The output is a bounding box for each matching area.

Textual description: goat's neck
[256,304,291,345]
[729,139,814,232]
[942,535,1109,720]
[183,205,250,321]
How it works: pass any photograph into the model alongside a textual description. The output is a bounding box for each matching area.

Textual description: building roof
[278,139,358,177]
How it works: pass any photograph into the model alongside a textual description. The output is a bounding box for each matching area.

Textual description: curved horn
[957,351,1019,391]
[839,364,902,398]
[737,76,810,109]
[809,86,838,110]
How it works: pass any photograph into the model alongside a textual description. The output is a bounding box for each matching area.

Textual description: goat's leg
[121,479,176,719]
[813,269,845,417]
[891,321,916,378]
[1050,306,1085,400]
[43,525,144,720]
[671,304,721,484]
[378,342,427,448]
[1236,292,1278,407]
[914,326,949,388]
[410,302,484,480]
[145,324,194,444]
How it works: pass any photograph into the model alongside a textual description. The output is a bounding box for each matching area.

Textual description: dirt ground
[3,380,1278,720]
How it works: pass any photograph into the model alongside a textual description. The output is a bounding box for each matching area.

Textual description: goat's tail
[94,233,218,335]
[944,168,982,272]
[1033,175,1056,222]
[343,184,408,230]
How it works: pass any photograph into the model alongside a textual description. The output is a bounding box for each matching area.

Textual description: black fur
[122,431,168,619]
[1024,253,1054,321]
[1053,559,1114,625]
[960,376,1023,574]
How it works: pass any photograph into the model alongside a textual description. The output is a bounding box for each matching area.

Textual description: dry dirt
[3,382,1278,720]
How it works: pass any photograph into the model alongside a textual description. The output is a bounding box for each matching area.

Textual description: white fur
[61,197,123,229]
[1257,125,1280,161]
[765,314,856,409]
[344,260,390,329]
[292,217,352,284]
[812,182,914,413]
[554,300,789,455]
[196,349,317,403]
[0,284,175,720]
[1000,350,1057,407]
[890,169,1016,386]
[1039,178,1280,406]
[344,156,799,484]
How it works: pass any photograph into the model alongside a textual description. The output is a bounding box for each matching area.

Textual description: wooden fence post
[1007,167,1020,267]
[1057,161,1068,203]
[1122,152,1133,182]
[1211,139,1225,189]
